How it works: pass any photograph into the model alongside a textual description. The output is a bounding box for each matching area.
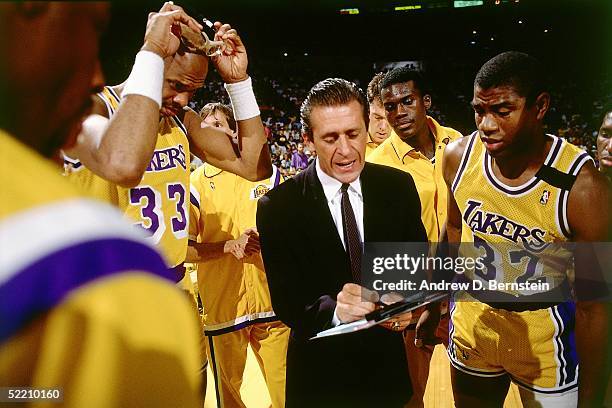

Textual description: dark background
[102,0,611,136]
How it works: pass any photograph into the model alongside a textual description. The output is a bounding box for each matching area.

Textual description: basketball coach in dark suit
[257,78,428,407]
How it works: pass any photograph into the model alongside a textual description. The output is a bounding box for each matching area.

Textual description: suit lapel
[360,163,377,243]
[301,164,349,270]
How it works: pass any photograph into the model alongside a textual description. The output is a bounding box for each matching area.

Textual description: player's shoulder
[572,158,609,194]
[445,130,476,159]
[189,163,207,183]
[441,125,463,142]
[365,136,394,163]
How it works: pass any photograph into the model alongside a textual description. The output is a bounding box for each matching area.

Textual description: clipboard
[310,291,448,340]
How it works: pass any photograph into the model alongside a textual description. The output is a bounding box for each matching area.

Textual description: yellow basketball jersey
[451,133,594,295]
[189,164,282,333]
[64,87,191,267]
[0,130,201,407]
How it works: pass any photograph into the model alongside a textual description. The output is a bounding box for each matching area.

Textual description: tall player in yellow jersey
[443,52,610,406]
[63,2,271,271]
[0,3,206,406]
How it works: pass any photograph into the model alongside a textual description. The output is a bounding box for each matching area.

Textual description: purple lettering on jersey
[177,144,186,169]
[146,145,187,173]
[129,187,160,234]
[463,199,547,251]
[168,183,187,233]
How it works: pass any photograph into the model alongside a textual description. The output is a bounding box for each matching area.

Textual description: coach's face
[309,100,367,184]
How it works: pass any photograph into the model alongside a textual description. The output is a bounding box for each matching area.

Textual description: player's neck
[406,126,435,159]
[494,134,548,180]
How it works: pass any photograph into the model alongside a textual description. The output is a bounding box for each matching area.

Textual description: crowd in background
[188,60,611,177]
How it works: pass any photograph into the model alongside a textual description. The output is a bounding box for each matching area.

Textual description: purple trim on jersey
[172,116,188,137]
[558,189,571,238]
[558,152,592,238]
[484,153,541,195]
[568,152,592,176]
[190,192,200,209]
[105,86,122,105]
[483,136,562,196]
[511,376,578,395]
[273,167,281,187]
[63,158,83,169]
[204,315,280,337]
[552,301,578,386]
[451,132,477,193]
[0,238,170,343]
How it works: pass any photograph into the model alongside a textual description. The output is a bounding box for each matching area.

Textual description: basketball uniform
[448,132,593,397]
[189,163,289,408]
[0,129,201,407]
[64,86,191,268]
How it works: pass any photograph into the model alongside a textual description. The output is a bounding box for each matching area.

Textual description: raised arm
[567,162,611,406]
[64,2,203,187]
[184,23,272,182]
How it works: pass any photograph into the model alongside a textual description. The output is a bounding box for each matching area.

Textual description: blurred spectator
[290,142,309,171]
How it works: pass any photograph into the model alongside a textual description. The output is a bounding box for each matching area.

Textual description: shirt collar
[315,158,362,202]
[390,116,451,161]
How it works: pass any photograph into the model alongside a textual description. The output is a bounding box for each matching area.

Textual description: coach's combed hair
[380,67,429,96]
[300,78,368,136]
[199,102,237,132]
[367,72,385,105]
[475,51,547,105]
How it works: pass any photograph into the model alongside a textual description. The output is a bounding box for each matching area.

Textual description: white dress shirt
[315,159,364,249]
[315,159,364,327]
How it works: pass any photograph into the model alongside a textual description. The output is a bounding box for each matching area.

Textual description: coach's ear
[302,133,315,152]
[423,94,432,110]
[534,92,550,121]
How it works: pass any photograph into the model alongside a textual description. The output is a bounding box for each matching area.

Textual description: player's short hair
[367,72,386,105]
[475,51,548,105]
[379,67,429,96]
[198,102,236,132]
[300,78,368,136]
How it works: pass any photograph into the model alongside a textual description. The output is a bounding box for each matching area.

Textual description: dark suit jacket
[257,162,428,408]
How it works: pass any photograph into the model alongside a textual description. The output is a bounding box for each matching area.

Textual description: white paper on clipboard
[310,291,448,340]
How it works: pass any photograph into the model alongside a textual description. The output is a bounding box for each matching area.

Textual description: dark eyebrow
[490,102,515,109]
[320,132,339,139]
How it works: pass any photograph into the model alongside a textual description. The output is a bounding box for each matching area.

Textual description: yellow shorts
[448,298,578,394]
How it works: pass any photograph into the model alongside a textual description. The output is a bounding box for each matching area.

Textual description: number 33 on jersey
[64,86,191,268]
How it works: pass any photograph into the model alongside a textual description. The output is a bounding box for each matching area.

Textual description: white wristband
[224,77,260,121]
[121,50,164,108]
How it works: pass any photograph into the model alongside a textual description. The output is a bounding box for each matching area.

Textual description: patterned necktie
[341,183,362,284]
